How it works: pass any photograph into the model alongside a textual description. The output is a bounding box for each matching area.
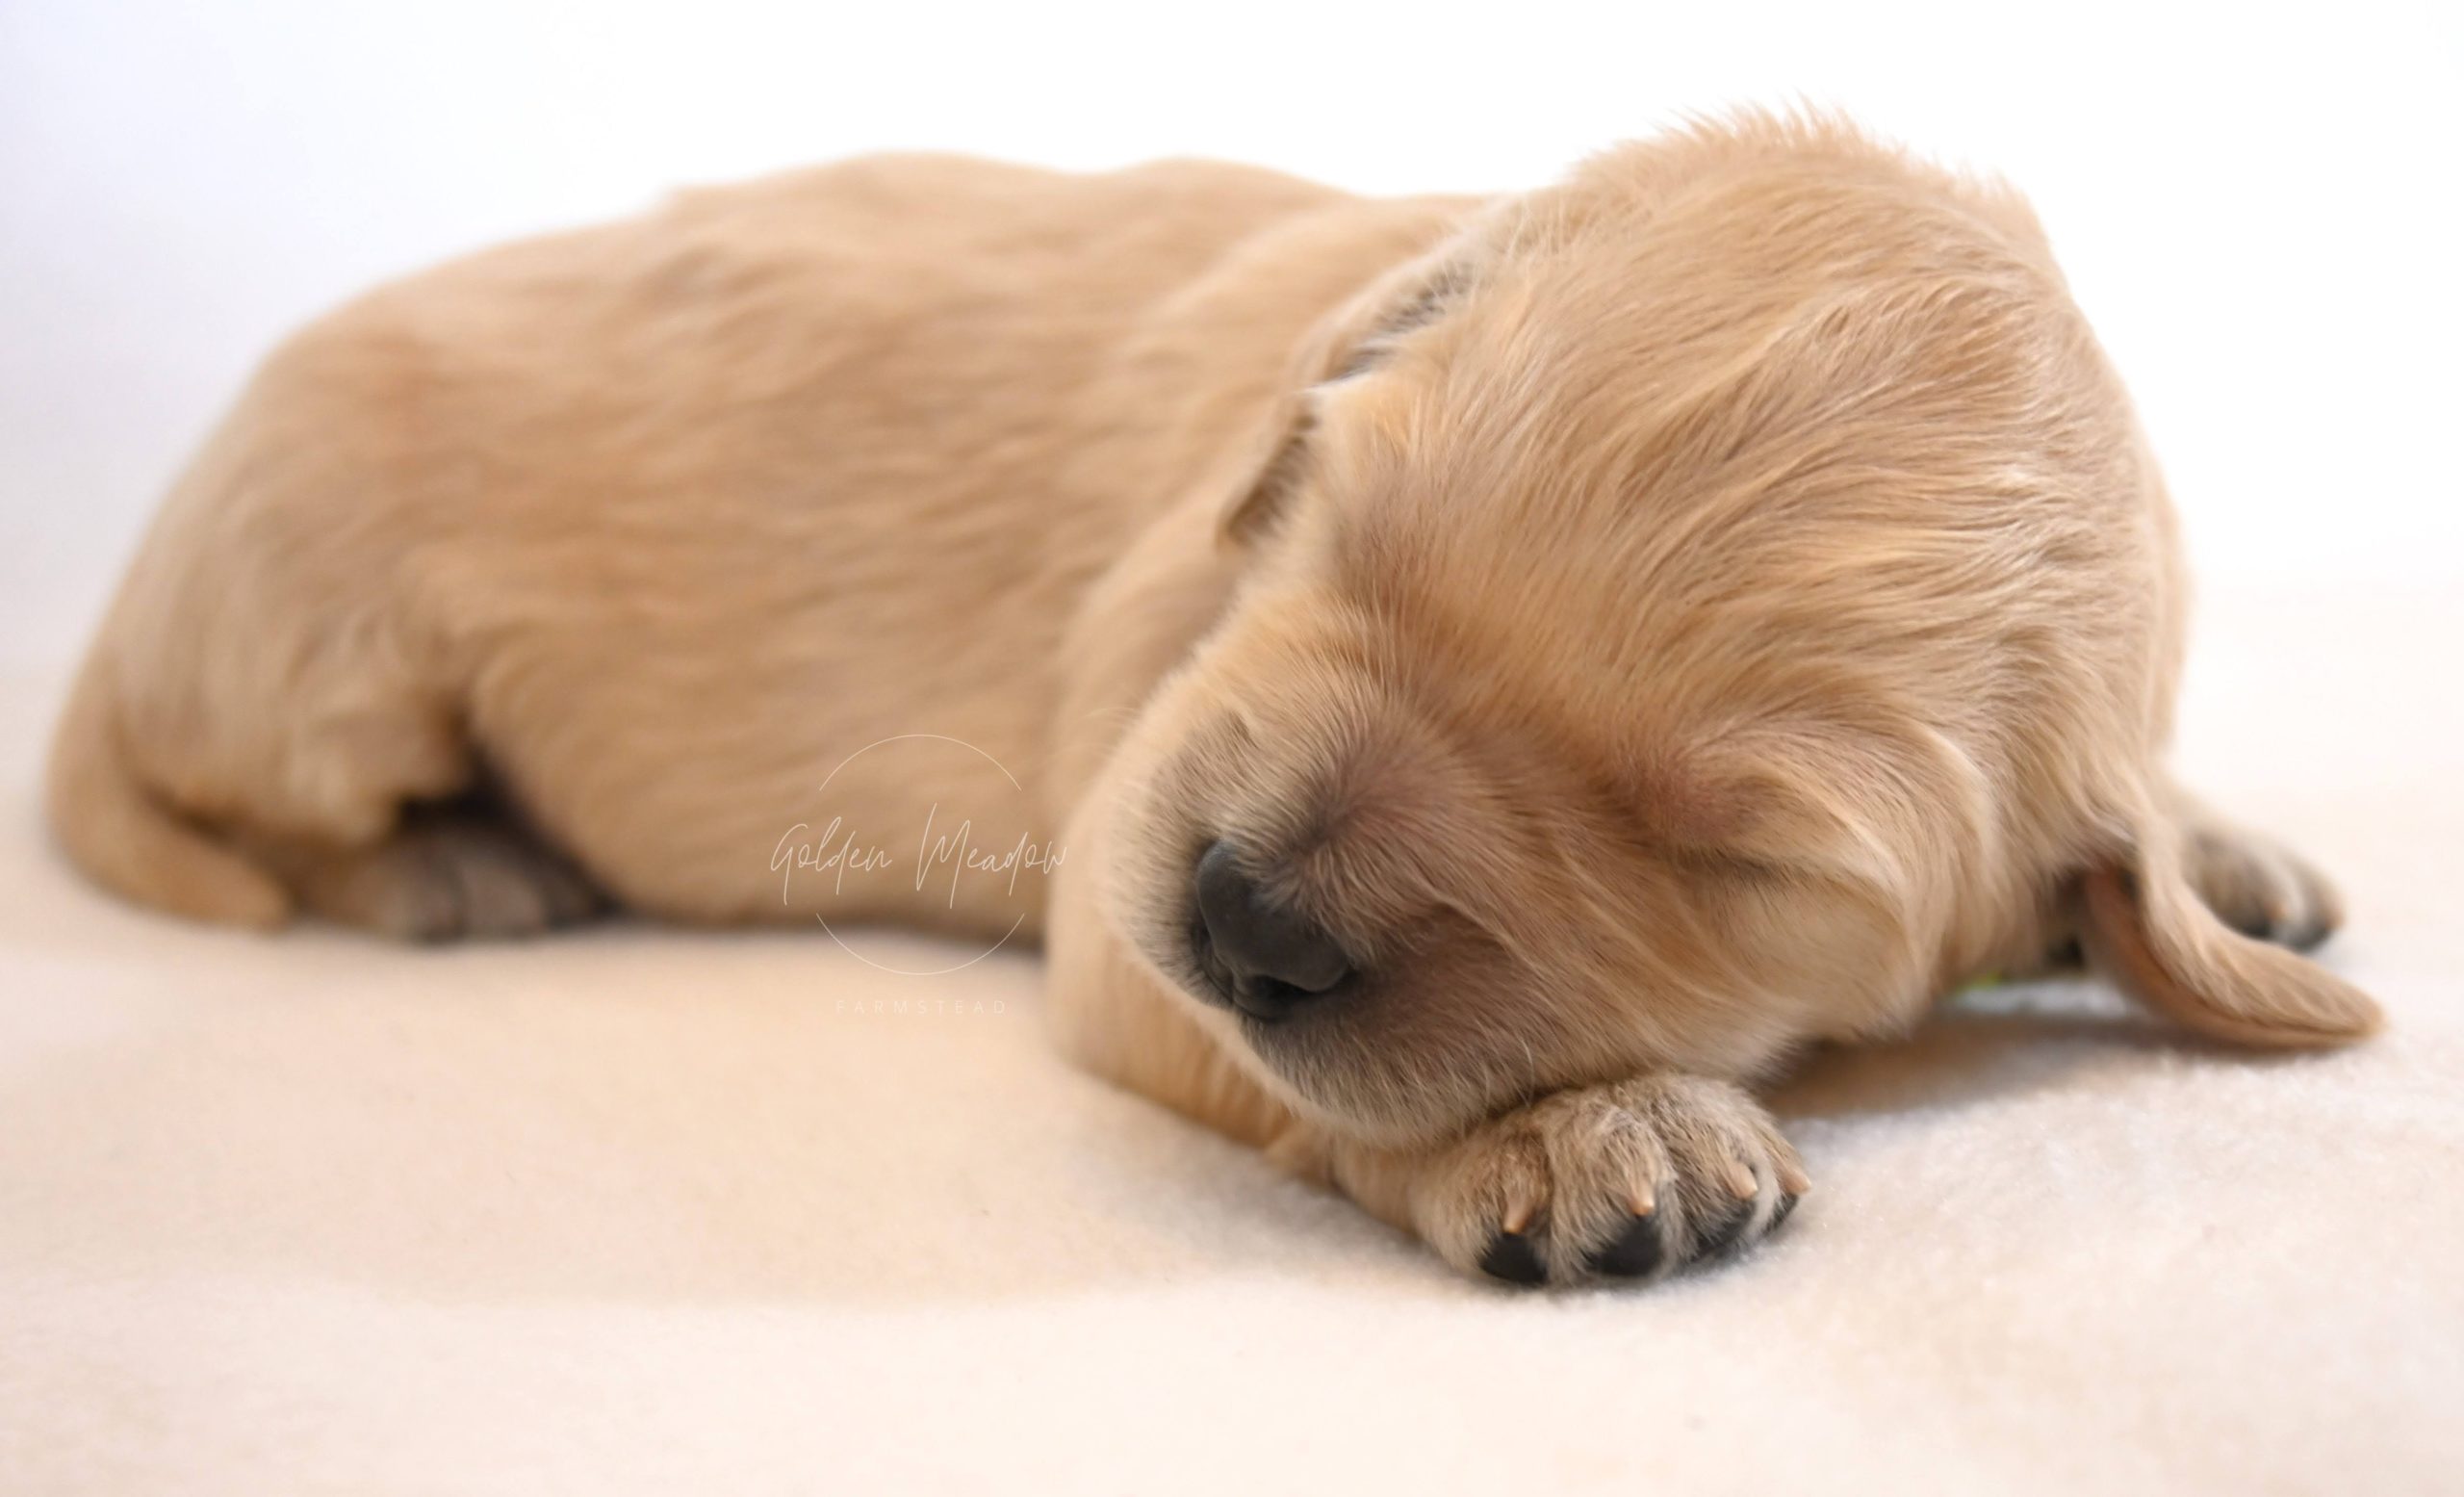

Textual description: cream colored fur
[47,113,2380,1286]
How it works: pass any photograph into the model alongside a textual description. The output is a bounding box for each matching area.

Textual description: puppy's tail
[2075,808,2379,1048]
[46,646,293,929]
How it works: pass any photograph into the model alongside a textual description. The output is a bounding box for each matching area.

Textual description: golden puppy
[49,112,2380,1285]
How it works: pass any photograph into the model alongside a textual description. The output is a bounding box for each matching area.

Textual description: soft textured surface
[2,581,2458,1495]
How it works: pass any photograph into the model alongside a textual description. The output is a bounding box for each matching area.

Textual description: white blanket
[3,581,2458,1496]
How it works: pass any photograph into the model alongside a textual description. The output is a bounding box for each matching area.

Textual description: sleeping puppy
[48,112,2380,1285]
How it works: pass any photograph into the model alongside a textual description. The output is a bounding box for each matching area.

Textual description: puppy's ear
[1214,384,1319,547]
[2075,813,2381,1048]
[1216,251,1473,546]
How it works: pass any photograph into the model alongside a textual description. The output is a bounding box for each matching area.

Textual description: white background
[5,13,2463,1491]
[3,1,2458,667]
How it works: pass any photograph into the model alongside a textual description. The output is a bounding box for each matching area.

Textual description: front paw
[1407,1075,1809,1287]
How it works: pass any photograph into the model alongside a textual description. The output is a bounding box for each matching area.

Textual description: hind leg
[116,607,606,943]
[2025,787,2344,975]
[113,632,605,942]
[245,799,605,942]
[112,624,606,942]
[2169,789,2343,952]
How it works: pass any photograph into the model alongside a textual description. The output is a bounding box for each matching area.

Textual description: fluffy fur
[48,112,2380,1285]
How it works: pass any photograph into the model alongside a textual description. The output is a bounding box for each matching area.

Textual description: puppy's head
[1094,116,2377,1145]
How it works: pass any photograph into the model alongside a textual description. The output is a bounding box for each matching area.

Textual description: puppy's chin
[1138,947,1494,1147]
[1226,1002,1521,1146]
[1099,846,1534,1149]
[1101,896,1343,1129]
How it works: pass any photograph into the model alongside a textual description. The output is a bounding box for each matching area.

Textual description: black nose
[1193,839,1354,1020]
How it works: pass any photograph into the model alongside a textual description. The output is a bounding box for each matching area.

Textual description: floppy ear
[1215,249,1474,546]
[1044,243,1469,804]
[2075,814,2381,1048]
[1212,379,1319,546]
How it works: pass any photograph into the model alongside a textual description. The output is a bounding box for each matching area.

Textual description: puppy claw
[1722,1157,1759,1200]
[1777,1160,1813,1197]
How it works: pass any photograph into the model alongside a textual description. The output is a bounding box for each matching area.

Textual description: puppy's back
[45,154,1391,927]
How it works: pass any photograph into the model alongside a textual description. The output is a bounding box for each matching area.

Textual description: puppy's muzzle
[1190,839,1355,1021]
